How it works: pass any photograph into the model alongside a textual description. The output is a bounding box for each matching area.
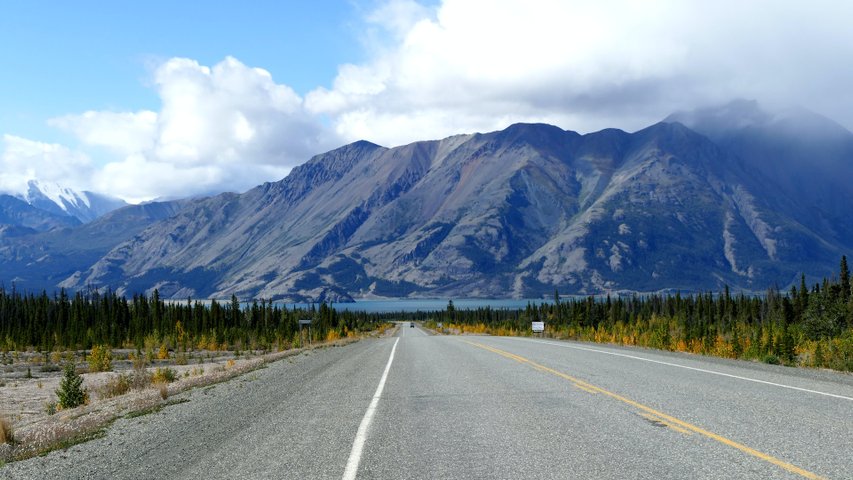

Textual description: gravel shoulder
[0,338,396,479]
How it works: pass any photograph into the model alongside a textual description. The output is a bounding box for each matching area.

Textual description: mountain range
[1,101,851,301]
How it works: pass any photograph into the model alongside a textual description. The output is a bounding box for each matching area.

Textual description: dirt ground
[0,349,262,428]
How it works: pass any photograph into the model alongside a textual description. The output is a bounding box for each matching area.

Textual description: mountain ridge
[2,101,850,301]
[0,194,80,233]
[0,199,192,291]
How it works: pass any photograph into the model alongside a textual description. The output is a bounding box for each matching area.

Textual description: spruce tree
[840,255,850,302]
[554,289,562,324]
[56,363,87,409]
[231,294,241,326]
[781,325,795,364]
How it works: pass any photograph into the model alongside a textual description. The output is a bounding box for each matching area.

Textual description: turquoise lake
[282,298,555,313]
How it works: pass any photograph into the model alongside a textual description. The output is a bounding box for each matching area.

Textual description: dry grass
[326,329,342,342]
[93,374,131,400]
[375,323,396,336]
[1,416,13,444]
[0,335,363,463]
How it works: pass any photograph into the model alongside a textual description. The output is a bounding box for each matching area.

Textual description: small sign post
[531,321,545,336]
[299,319,312,345]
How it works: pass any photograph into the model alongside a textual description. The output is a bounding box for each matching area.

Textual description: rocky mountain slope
[49,104,850,301]
[667,99,853,243]
[0,194,80,233]
[0,199,189,290]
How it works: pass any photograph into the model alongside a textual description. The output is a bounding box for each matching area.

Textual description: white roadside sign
[531,321,545,333]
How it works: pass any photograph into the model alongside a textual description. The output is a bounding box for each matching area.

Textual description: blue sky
[0,0,365,143]
[1,1,852,202]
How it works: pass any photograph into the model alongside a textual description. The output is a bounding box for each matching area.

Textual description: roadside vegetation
[0,337,367,463]
[421,258,853,372]
[0,292,391,463]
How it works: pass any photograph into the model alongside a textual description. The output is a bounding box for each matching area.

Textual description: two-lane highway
[355,332,851,479]
[3,326,851,479]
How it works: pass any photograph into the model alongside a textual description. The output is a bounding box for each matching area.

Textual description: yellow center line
[464,340,825,480]
[638,412,693,436]
[572,383,599,395]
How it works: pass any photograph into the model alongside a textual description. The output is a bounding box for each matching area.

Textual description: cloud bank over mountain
[45,57,334,202]
[0,135,94,195]
[2,0,853,202]
[309,0,853,146]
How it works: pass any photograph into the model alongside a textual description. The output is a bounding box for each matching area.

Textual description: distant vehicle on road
[410,323,415,328]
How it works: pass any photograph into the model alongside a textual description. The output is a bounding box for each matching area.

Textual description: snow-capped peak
[25,180,90,212]
[16,180,127,223]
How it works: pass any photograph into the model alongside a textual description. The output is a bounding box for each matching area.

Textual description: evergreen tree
[230,294,241,326]
[554,289,562,324]
[799,273,809,312]
[731,326,743,358]
[840,255,850,302]
[813,341,825,367]
[780,324,795,364]
[56,363,87,409]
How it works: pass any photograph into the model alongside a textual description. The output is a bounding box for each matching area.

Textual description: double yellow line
[464,340,825,480]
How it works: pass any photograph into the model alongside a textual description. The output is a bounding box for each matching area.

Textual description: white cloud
[366,0,432,40]
[90,153,289,203]
[0,135,93,195]
[6,1,853,203]
[49,110,157,154]
[308,0,853,147]
[151,57,315,165]
[51,56,338,202]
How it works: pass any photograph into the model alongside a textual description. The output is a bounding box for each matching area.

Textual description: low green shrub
[762,354,781,365]
[40,362,61,373]
[151,367,176,384]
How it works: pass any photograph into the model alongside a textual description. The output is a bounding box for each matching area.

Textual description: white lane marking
[505,337,853,402]
[343,338,400,480]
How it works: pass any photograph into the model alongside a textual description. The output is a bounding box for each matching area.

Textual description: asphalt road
[3,324,851,479]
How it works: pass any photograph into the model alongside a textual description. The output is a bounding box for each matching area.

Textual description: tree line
[0,288,385,353]
[414,257,853,371]
[1,257,851,371]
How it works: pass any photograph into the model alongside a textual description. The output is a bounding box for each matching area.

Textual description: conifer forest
[1,257,851,371]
